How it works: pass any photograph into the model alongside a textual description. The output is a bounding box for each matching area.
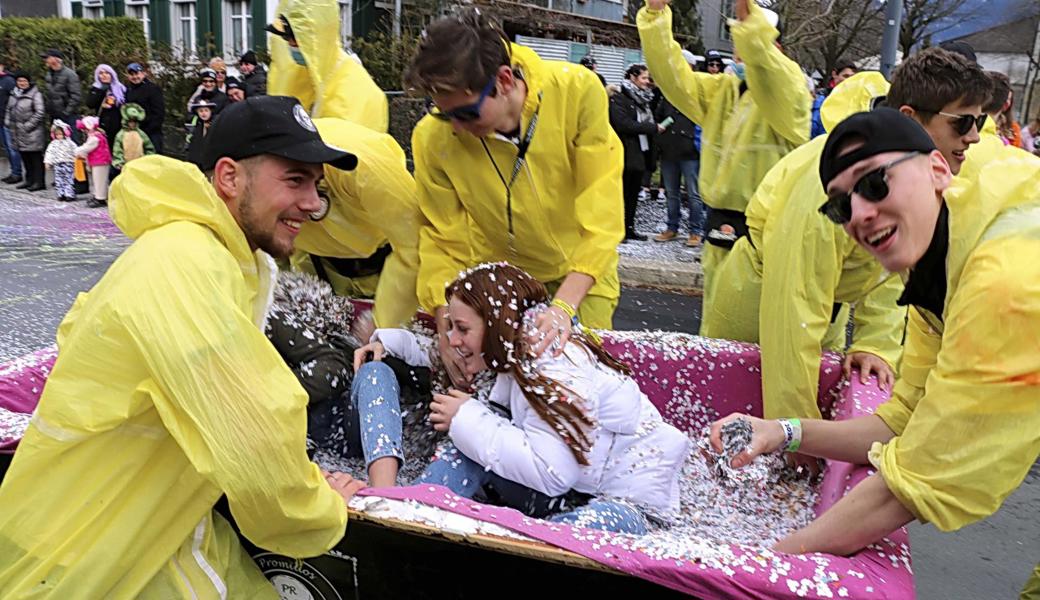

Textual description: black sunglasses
[818,152,920,225]
[426,76,497,123]
[936,111,987,136]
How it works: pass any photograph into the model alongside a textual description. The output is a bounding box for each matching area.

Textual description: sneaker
[657,189,666,201]
[2,174,22,184]
[687,234,703,247]
[59,195,77,202]
[654,230,678,242]
[638,188,650,201]
[86,198,107,208]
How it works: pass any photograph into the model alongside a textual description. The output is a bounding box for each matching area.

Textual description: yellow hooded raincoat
[291,118,423,328]
[637,2,810,310]
[870,148,1040,531]
[703,72,906,419]
[412,44,624,325]
[0,156,347,599]
[267,0,388,132]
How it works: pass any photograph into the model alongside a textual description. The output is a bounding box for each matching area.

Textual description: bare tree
[767,0,885,76]
[898,0,985,57]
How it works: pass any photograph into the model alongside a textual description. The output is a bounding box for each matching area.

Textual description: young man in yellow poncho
[704,48,994,421]
[405,8,624,388]
[0,97,365,599]
[709,109,1040,572]
[637,0,810,329]
[266,0,387,132]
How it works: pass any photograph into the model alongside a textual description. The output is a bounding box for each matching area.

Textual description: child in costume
[111,103,155,172]
[75,116,112,208]
[43,120,77,202]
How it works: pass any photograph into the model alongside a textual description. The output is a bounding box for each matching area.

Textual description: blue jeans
[309,361,404,468]
[660,158,705,235]
[1,125,22,177]
[417,442,648,535]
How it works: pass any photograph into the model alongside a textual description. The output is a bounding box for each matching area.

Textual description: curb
[618,255,703,294]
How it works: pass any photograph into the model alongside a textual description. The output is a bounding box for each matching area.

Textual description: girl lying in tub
[350,262,690,535]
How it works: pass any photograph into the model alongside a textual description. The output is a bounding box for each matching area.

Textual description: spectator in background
[654,50,705,247]
[704,50,724,74]
[86,64,125,150]
[43,120,78,202]
[610,63,660,242]
[75,116,112,208]
[225,77,246,103]
[811,59,857,138]
[0,63,23,184]
[1021,114,1040,155]
[996,88,1022,148]
[111,103,155,172]
[579,55,607,86]
[124,62,166,154]
[185,99,219,169]
[238,50,267,97]
[41,49,80,131]
[187,68,228,114]
[6,71,47,192]
[209,57,229,93]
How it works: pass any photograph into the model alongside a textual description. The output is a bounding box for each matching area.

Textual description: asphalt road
[0,187,1035,598]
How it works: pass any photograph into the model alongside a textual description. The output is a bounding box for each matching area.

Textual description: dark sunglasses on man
[914,107,987,136]
[426,76,497,123]
[818,151,921,225]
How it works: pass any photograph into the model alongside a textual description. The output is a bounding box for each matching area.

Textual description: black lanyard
[480,92,543,246]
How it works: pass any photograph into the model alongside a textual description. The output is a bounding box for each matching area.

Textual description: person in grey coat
[5,71,47,191]
[41,49,81,130]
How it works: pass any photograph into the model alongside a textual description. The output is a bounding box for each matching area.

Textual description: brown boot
[654,230,678,242]
[686,234,703,247]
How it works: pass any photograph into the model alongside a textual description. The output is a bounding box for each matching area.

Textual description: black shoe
[86,198,107,208]
[26,183,45,192]
[2,174,21,184]
[15,180,31,189]
[59,195,76,202]
[625,231,648,242]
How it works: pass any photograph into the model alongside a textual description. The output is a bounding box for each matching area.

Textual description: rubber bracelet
[786,418,803,453]
[778,419,794,451]
[551,298,577,320]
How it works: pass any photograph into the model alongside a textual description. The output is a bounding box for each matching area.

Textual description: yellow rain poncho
[267,0,388,132]
[0,157,347,599]
[871,148,1040,531]
[412,44,623,326]
[291,118,422,328]
[637,1,810,310]
[703,72,905,420]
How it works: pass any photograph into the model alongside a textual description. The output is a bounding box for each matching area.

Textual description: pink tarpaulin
[0,332,913,598]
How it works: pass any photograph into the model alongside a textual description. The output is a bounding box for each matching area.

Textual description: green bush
[0,17,148,96]
[351,31,420,92]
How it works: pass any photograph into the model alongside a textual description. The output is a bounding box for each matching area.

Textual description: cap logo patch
[293,104,316,132]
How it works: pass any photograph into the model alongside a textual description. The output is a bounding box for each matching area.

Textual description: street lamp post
[880,0,903,80]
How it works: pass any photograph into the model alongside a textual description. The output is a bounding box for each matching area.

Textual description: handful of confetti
[698,417,774,489]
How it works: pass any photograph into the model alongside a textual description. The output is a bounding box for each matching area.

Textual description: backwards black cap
[199,96,357,172]
[820,107,936,191]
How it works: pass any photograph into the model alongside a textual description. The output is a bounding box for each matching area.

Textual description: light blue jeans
[309,361,404,466]
[417,442,648,535]
[660,158,706,235]
[1,125,22,177]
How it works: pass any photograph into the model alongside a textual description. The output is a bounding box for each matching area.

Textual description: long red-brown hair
[446,263,631,465]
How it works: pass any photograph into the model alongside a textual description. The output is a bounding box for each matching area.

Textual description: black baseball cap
[40,49,64,59]
[226,77,244,91]
[820,107,937,190]
[199,96,357,172]
[239,51,258,66]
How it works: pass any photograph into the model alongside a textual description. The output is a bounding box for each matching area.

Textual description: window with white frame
[719,0,734,42]
[126,0,150,41]
[171,1,198,56]
[339,0,353,49]
[224,1,253,56]
[82,0,104,19]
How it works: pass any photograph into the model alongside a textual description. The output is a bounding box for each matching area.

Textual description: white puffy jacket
[373,328,690,517]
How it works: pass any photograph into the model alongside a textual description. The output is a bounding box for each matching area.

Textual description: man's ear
[928,149,952,192]
[496,64,518,95]
[211,157,242,205]
[897,105,916,119]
